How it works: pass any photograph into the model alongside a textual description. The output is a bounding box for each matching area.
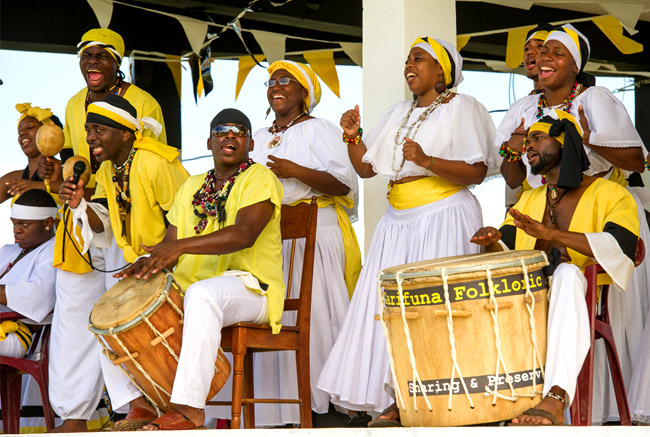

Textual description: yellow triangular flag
[196,57,204,99]
[236,54,266,100]
[593,16,643,55]
[505,26,536,69]
[165,55,182,100]
[457,35,471,52]
[304,50,340,98]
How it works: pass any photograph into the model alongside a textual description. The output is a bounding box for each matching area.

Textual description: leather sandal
[144,408,206,430]
[508,408,561,426]
[368,403,402,428]
[113,406,157,431]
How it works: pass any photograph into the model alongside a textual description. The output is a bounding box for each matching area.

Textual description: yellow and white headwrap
[77,28,125,65]
[410,37,464,87]
[16,103,54,127]
[268,60,322,113]
[86,94,162,140]
[529,109,583,146]
[545,24,591,72]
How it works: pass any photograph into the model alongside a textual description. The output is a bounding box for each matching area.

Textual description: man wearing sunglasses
[104,108,285,431]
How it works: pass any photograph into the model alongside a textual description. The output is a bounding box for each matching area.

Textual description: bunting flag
[251,30,286,64]
[189,47,213,102]
[86,0,114,28]
[304,50,340,98]
[339,42,362,67]
[592,15,643,54]
[236,54,266,100]
[175,15,208,55]
[165,54,182,99]
[456,35,471,52]
[505,25,536,69]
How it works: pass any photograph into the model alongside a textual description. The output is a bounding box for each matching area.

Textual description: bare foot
[48,419,87,433]
[376,409,399,421]
[511,390,565,425]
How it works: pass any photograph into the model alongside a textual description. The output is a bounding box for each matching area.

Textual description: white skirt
[316,188,483,413]
[205,206,351,426]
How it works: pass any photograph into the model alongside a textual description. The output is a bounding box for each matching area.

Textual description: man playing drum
[58,94,188,430]
[97,108,284,430]
[472,111,639,425]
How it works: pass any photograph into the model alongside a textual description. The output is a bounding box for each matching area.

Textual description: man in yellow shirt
[55,95,187,432]
[471,111,639,425]
[102,108,284,430]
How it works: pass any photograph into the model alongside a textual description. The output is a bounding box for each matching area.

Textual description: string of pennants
[87,0,643,103]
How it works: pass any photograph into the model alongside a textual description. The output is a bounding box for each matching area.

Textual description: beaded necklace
[111,147,136,236]
[0,248,33,280]
[536,81,581,119]
[192,158,255,234]
[386,90,451,196]
[267,112,306,148]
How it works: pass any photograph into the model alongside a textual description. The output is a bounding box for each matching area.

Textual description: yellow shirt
[503,178,639,278]
[167,164,285,333]
[92,139,188,263]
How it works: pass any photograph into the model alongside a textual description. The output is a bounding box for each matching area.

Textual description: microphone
[64,160,87,208]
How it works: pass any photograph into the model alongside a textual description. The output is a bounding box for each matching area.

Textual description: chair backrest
[280,197,318,330]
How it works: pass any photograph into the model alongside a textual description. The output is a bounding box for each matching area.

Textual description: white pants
[102,275,268,411]
[544,263,591,406]
[0,332,27,358]
[48,247,108,421]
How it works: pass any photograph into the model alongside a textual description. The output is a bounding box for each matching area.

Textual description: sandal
[368,403,401,428]
[508,408,561,426]
[143,408,206,430]
[113,406,157,431]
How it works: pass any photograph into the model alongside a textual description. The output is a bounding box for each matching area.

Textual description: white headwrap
[11,204,58,220]
[411,37,464,87]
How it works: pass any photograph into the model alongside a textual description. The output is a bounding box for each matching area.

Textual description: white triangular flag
[86,0,114,28]
[339,42,362,67]
[251,30,286,64]
[176,16,208,55]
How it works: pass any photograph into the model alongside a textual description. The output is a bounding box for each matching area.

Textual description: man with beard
[471,111,640,424]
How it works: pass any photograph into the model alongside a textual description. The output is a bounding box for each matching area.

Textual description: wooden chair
[213,197,318,429]
[570,239,645,426]
[0,311,55,433]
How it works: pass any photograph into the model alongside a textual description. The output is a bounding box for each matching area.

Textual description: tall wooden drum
[378,250,549,426]
[89,270,230,412]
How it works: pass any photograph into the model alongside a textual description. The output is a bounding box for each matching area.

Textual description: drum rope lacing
[396,270,432,413]
[441,268,475,410]
[521,259,545,394]
[377,272,406,411]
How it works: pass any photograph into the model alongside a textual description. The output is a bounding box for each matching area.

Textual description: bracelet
[343,128,363,145]
[426,156,434,171]
[498,141,522,162]
[645,157,649,171]
[546,392,566,404]
[521,137,528,152]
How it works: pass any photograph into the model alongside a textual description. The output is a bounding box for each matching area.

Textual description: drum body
[379,250,549,427]
[89,271,230,411]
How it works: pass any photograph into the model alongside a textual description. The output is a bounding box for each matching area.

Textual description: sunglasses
[211,124,250,137]
[264,77,300,88]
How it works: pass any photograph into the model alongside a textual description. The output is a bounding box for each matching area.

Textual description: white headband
[89,101,163,137]
[11,204,58,220]
[77,41,122,63]
[412,40,464,87]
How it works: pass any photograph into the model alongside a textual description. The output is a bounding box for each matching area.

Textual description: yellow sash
[291,196,361,299]
[388,176,464,210]
[52,207,93,273]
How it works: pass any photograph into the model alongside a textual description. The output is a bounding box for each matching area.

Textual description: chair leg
[230,329,246,430]
[0,370,23,434]
[595,321,632,425]
[37,368,56,431]
[295,348,312,428]
[570,342,594,426]
[242,353,255,429]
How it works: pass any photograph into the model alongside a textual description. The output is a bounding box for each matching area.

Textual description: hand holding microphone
[59,158,90,209]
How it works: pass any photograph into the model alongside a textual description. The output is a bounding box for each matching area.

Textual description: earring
[45,226,51,231]
[434,80,447,94]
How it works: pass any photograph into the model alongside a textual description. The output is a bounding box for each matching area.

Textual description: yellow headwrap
[77,28,125,65]
[268,61,322,113]
[86,96,162,141]
[529,110,583,146]
[16,103,54,127]
[527,30,549,43]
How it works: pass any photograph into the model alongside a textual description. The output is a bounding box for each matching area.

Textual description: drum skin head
[91,272,168,329]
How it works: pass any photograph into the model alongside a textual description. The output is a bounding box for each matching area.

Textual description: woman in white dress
[316,37,497,420]
[495,24,649,424]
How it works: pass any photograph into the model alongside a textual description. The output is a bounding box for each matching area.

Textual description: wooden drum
[89,270,230,412]
[378,250,549,427]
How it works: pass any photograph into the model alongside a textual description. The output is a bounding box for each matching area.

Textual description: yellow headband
[529,110,583,145]
[87,102,138,132]
[16,103,53,127]
[411,37,453,86]
[267,61,322,113]
[78,28,125,64]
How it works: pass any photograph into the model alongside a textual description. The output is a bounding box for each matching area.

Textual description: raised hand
[470,227,502,246]
[38,156,61,180]
[577,105,592,146]
[5,180,43,197]
[510,208,551,240]
[340,105,361,138]
[508,118,528,153]
[58,177,85,208]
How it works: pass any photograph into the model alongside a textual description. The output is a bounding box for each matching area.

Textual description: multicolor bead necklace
[111,147,136,236]
[192,158,255,234]
[0,248,33,280]
[536,81,581,119]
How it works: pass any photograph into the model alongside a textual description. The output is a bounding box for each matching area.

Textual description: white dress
[495,86,650,424]
[316,94,497,413]
[206,118,359,426]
